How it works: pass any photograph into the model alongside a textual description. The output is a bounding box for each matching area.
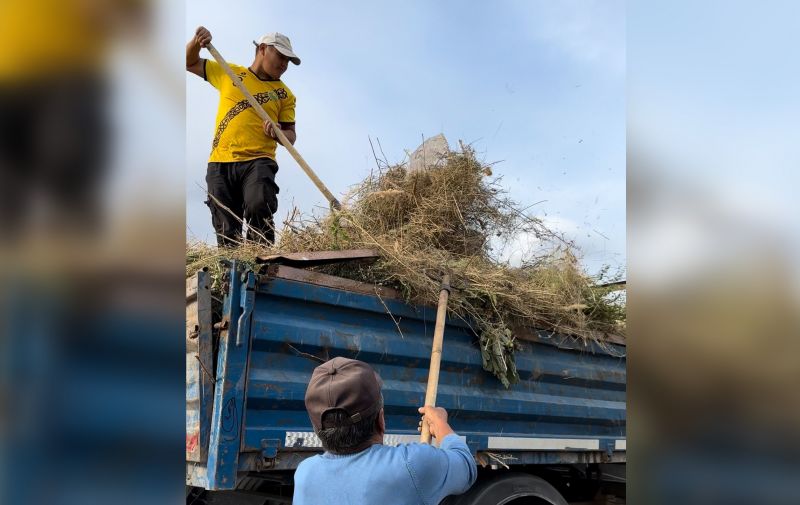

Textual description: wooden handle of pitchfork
[420,275,451,444]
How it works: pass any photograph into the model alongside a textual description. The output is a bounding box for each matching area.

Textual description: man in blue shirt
[293,357,477,504]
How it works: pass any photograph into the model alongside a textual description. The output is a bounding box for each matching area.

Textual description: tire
[443,473,568,505]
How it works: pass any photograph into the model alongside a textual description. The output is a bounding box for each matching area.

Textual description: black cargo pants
[205,157,279,247]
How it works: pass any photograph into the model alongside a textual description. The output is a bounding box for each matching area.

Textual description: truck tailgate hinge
[260,438,282,468]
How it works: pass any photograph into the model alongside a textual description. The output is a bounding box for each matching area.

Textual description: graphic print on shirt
[212,87,289,149]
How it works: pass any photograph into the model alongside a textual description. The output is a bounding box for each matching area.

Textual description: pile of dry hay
[187,146,625,387]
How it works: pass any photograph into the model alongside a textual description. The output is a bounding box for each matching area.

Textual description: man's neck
[249,64,275,81]
[329,433,384,455]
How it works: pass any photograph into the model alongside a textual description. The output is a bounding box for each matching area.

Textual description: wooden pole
[205,43,341,210]
[420,274,451,444]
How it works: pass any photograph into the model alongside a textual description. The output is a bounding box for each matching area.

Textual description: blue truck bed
[186,261,626,491]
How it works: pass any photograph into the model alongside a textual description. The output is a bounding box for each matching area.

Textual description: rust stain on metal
[469,373,486,386]
[263,264,402,299]
[345,340,361,355]
[512,324,626,349]
[261,383,285,393]
[319,335,332,348]
[255,249,380,266]
[400,366,416,382]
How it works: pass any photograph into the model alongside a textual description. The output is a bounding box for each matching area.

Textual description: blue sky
[186,0,625,276]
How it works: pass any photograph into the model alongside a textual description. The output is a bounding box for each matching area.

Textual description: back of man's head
[304,357,383,453]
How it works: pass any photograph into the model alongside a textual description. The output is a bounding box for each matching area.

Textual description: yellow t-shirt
[204,59,296,163]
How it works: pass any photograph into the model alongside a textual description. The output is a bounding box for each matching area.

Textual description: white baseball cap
[253,32,301,65]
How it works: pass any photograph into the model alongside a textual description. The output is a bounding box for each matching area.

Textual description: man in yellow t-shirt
[187,26,299,246]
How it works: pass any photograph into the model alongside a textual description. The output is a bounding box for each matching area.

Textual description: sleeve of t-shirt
[203,58,225,90]
[291,458,310,505]
[405,434,478,504]
[278,88,296,124]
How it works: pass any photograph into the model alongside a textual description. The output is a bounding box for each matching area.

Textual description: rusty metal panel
[186,270,214,463]
[255,248,380,267]
[514,326,627,350]
[263,264,402,299]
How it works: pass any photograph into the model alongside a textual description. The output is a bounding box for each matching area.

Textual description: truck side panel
[189,267,626,490]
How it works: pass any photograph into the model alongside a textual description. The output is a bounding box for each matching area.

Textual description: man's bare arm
[280,123,297,145]
[264,121,297,145]
[186,26,211,78]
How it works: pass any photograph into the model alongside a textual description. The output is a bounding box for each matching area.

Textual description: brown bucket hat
[304,357,383,431]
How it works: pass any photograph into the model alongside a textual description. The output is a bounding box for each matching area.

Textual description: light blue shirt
[293,434,477,505]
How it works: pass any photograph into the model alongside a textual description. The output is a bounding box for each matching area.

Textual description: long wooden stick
[205,43,341,210]
[420,274,451,444]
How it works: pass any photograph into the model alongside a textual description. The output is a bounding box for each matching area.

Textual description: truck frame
[186,260,626,504]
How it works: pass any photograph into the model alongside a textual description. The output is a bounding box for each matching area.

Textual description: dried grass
[186,145,625,387]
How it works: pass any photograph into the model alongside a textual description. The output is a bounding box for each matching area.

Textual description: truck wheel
[443,473,568,505]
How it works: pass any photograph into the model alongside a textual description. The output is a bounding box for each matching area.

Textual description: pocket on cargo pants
[206,163,243,247]
[242,159,279,244]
